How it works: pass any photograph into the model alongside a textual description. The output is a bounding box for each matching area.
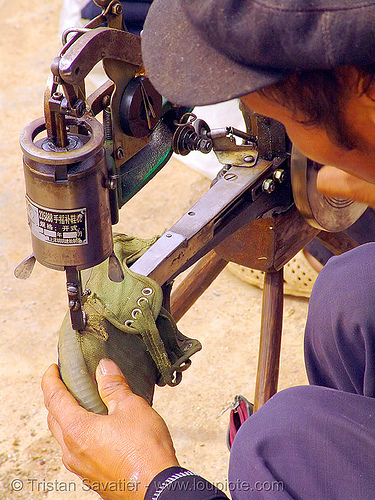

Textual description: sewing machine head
[15,0,367,331]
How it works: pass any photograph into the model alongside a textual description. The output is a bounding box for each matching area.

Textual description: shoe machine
[15,0,366,410]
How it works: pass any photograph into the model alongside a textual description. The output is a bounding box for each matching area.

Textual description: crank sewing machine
[15,0,367,411]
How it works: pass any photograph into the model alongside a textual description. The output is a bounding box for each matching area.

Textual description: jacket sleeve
[144,467,230,500]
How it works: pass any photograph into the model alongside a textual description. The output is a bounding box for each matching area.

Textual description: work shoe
[58,233,201,414]
[228,250,319,298]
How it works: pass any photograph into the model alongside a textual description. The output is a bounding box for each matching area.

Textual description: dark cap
[142,0,375,106]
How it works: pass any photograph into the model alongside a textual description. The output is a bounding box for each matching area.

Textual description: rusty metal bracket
[130,158,293,284]
[211,128,258,167]
[58,28,142,85]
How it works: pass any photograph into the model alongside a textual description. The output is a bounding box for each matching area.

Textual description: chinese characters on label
[26,197,87,246]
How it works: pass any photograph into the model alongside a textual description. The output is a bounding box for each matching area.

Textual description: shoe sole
[58,313,107,414]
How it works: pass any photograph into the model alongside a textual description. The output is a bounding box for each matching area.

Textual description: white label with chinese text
[26,196,88,246]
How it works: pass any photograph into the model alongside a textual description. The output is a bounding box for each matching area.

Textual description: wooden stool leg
[316,230,358,255]
[170,250,228,322]
[254,268,284,412]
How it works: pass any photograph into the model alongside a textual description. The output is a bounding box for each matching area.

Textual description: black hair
[259,66,375,150]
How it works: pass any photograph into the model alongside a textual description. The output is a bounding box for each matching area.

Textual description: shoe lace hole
[132,308,142,319]
[142,287,153,296]
[137,297,148,306]
[125,319,134,327]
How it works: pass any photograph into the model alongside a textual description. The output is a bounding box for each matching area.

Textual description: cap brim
[142,0,288,106]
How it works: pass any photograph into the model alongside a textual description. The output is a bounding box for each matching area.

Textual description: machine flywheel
[290,145,367,232]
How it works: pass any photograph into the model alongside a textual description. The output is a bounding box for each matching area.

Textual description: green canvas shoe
[58,233,202,414]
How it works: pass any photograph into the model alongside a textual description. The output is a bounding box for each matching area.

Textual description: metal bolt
[108,177,117,190]
[165,233,172,238]
[71,300,81,312]
[198,138,213,153]
[224,173,238,181]
[74,99,86,117]
[243,155,255,163]
[102,95,111,108]
[262,178,276,194]
[52,92,63,100]
[273,169,286,183]
[112,3,123,14]
[67,285,78,295]
[116,147,124,159]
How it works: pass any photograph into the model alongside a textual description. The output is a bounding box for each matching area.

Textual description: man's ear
[364,84,375,103]
[351,79,375,111]
[355,70,375,105]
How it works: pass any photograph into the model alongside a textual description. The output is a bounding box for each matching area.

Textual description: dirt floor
[0,1,309,498]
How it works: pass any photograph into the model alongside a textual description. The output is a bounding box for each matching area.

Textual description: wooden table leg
[316,230,358,255]
[254,268,284,412]
[170,250,228,322]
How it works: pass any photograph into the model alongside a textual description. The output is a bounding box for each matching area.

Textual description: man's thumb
[96,359,131,413]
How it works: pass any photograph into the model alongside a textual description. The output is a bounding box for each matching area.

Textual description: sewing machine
[15,0,367,410]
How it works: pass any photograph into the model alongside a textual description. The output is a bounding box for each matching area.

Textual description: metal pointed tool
[66,267,86,331]
[14,254,36,280]
[108,252,124,282]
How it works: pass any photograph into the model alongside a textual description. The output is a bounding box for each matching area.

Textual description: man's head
[142,0,375,205]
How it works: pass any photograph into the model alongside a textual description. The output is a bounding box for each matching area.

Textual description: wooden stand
[170,250,228,322]
[170,224,358,410]
[254,269,284,411]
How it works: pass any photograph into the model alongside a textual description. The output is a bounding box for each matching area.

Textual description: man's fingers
[47,412,65,447]
[96,359,138,414]
[42,364,84,425]
[317,166,375,207]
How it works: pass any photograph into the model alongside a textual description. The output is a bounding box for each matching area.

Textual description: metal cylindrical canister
[20,114,113,271]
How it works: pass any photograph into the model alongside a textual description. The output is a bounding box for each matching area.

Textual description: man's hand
[317,166,375,208]
[42,360,179,500]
